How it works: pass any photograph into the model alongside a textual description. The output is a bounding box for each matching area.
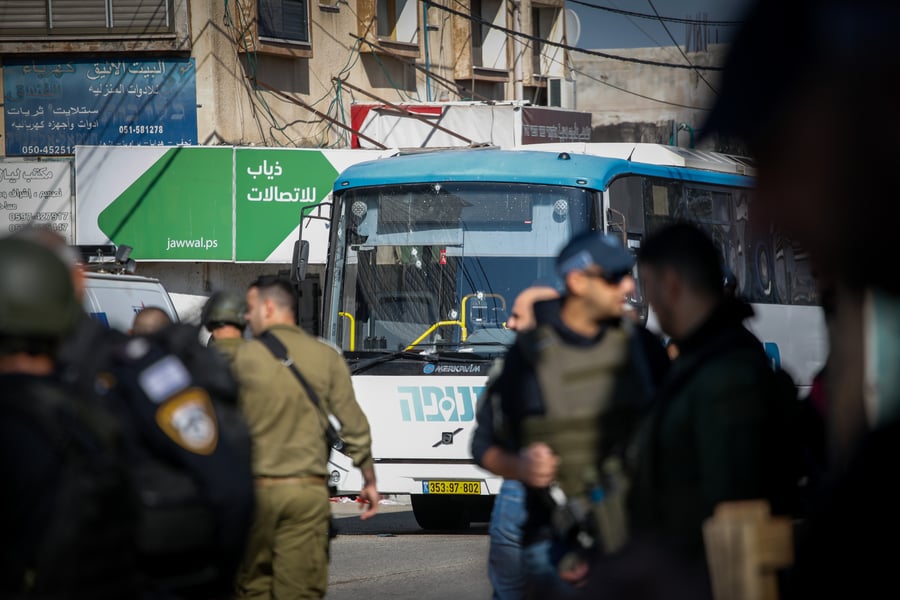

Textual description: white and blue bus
[303,143,826,529]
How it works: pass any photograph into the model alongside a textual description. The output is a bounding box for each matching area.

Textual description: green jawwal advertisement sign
[76,146,395,262]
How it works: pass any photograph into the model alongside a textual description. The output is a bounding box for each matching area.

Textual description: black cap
[557,231,634,278]
[701,0,900,148]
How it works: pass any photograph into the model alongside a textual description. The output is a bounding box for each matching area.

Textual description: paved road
[327,496,492,599]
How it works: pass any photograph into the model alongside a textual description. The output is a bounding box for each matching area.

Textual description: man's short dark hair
[638,222,725,297]
[250,275,298,323]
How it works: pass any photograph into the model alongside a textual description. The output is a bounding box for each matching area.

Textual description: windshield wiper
[349,346,492,374]
[349,350,431,374]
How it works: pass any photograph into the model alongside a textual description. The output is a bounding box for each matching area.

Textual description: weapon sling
[257,331,344,451]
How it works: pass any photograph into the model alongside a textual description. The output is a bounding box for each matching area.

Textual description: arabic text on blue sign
[3,58,198,156]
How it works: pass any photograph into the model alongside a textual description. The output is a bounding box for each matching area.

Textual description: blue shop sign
[3,58,198,156]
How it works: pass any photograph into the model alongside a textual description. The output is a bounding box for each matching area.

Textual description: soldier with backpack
[0,236,141,599]
[16,226,256,599]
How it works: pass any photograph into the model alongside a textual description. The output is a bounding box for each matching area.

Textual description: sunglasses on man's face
[583,268,632,285]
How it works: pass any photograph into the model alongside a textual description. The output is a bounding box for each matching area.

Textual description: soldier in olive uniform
[201,290,247,362]
[232,275,380,599]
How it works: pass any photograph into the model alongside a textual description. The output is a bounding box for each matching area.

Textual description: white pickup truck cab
[83,271,179,333]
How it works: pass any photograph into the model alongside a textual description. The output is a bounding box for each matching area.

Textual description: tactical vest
[518,321,648,554]
[1,377,140,599]
[97,325,253,597]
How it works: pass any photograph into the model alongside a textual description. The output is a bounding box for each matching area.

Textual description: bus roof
[333,144,755,193]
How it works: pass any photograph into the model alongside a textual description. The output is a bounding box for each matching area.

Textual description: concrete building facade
[571,44,729,151]
[0,1,732,323]
[0,0,571,152]
[0,0,571,322]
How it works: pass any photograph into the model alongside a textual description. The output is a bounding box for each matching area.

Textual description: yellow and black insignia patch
[155,387,219,455]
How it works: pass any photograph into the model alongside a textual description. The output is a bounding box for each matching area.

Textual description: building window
[358,0,419,57]
[376,0,396,38]
[258,0,310,45]
[449,0,508,82]
[0,0,172,35]
[374,0,416,43]
[475,0,505,70]
[471,0,484,65]
[532,5,560,75]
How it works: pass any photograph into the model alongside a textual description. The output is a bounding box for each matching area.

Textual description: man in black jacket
[626,222,799,598]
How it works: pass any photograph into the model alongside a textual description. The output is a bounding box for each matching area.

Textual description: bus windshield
[328,181,595,355]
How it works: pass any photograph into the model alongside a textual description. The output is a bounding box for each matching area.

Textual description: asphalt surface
[327,496,492,599]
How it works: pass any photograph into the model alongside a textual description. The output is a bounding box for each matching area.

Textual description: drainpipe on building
[511,0,524,101]
[669,122,695,148]
[424,0,432,101]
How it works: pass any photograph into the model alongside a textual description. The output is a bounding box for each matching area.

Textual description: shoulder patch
[155,387,219,455]
[139,354,192,403]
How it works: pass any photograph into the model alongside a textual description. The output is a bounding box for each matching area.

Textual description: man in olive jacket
[232,275,380,599]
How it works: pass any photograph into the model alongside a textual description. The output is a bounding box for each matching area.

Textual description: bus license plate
[422,480,481,495]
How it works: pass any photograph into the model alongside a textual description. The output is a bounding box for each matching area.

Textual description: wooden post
[703,500,794,600]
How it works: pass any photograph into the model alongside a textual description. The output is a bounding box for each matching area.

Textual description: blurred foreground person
[131,305,174,336]
[703,0,900,595]
[472,285,561,600]
[16,226,255,599]
[0,236,140,599]
[606,222,800,599]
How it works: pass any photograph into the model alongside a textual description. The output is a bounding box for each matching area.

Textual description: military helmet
[0,236,81,339]
[201,290,246,329]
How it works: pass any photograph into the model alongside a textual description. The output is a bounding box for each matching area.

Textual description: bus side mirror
[292,240,309,282]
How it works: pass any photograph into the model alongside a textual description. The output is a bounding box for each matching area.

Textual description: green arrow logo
[97,147,233,260]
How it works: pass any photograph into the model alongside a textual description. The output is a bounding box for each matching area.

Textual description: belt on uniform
[255,475,327,487]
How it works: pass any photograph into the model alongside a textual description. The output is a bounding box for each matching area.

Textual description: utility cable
[646,0,719,95]
[352,35,492,101]
[565,0,742,26]
[335,78,474,144]
[424,0,722,71]
[250,76,389,148]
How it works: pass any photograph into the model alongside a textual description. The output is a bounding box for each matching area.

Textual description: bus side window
[608,176,646,239]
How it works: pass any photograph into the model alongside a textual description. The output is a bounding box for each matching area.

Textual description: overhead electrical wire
[534,36,714,111]
[219,0,727,146]
[598,0,687,62]
[439,0,720,108]
[423,0,723,71]
[646,0,719,95]
[570,66,711,111]
[565,0,743,26]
